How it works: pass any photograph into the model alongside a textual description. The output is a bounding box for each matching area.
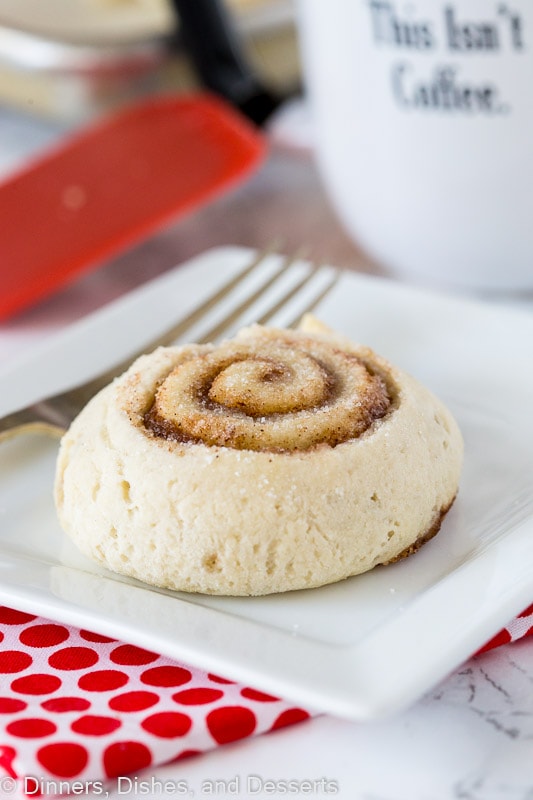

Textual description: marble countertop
[1,105,533,799]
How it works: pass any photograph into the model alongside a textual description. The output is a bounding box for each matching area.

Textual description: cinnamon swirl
[54,316,463,595]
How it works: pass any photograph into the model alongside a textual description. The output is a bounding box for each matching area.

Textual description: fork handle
[0,405,65,444]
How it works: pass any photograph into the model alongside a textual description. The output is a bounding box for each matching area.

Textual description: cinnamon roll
[54,316,463,595]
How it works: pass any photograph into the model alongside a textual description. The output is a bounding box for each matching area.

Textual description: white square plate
[1,247,533,720]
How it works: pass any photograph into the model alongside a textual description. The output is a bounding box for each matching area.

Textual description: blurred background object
[0,0,299,121]
[0,93,266,320]
[170,0,281,124]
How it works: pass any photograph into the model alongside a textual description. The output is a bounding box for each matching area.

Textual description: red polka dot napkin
[0,606,309,796]
[1,603,532,797]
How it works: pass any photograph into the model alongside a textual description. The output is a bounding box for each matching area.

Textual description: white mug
[297,0,533,290]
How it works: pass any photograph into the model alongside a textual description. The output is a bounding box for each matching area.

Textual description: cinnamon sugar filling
[144,336,392,452]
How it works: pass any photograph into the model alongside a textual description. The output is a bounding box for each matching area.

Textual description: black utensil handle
[170,0,281,125]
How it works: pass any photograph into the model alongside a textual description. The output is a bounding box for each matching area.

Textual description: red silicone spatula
[0,93,266,321]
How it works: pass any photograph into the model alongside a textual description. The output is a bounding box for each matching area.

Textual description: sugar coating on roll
[54,316,463,596]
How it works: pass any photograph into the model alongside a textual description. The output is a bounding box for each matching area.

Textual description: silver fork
[0,249,340,443]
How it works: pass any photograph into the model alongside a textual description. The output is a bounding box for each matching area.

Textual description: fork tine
[197,248,308,343]
[257,266,340,329]
[285,269,341,330]
[147,245,279,351]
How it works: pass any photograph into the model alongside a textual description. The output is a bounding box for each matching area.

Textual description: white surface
[1,247,533,728]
